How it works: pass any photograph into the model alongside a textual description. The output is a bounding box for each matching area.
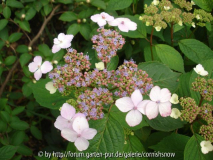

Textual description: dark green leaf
[18,20,31,32]
[6,0,24,8]
[0,98,7,110]
[0,19,8,31]
[44,4,52,16]
[177,72,191,98]
[192,0,213,12]
[59,11,78,22]
[11,131,25,145]
[8,33,23,43]
[10,121,29,130]
[22,83,32,97]
[38,44,52,57]
[0,111,10,123]
[80,24,91,40]
[67,23,80,35]
[107,0,132,10]
[30,126,42,140]
[25,7,36,21]
[0,145,18,160]
[20,53,32,67]
[17,145,32,156]
[16,45,28,53]
[91,0,106,9]
[107,56,119,71]
[56,0,73,4]
[12,106,25,116]
[3,6,11,19]
[4,56,17,66]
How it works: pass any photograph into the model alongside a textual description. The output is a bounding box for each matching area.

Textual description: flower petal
[118,24,129,32]
[34,68,42,80]
[126,21,137,31]
[97,19,107,27]
[170,108,181,119]
[160,88,171,102]
[54,116,73,130]
[65,34,74,42]
[28,62,38,73]
[59,41,71,49]
[145,101,159,120]
[91,14,102,22]
[137,100,151,114]
[200,70,208,76]
[58,33,65,41]
[52,44,61,53]
[53,38,60,45]
[61,103,76,120]
[115,97,134,112]
[34,56,42,66]
[170,93,179,104]
[125,110,142,127]
[159,102,172,117]
[41,61,53,74]
[149,86,161,102]
[61,128,77,142]
[81,128,97,140]
[108,19,119,26]
[74,137,89,151]
[131,89,143,107]
[72,116,89,134]
[45,81,57,94]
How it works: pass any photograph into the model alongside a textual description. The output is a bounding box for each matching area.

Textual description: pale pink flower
[28,56,53,80]
[145,86,172,120]
[52,33,74,53]
[108,18,137,32]
[61,116,97,151]
[54,103,85,131]
[115,90,148,127]
[91,12,114,27]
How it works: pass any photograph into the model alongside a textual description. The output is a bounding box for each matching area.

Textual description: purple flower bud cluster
[179,97,200,123]
[192,77,213,101]
[200,124,213,142]
[112,60,153,97]
[199,103,213,124]
[92,27,125,63]
[77,88,113,120]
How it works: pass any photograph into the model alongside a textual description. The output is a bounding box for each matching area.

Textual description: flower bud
[53,60,58,64]
[21,14,25,19]
[86,0,90,3]
[28,46,32,51]
[77,19,81,23]
[83,18,87,23]
[33,79,37,83]
[131,40,135,45]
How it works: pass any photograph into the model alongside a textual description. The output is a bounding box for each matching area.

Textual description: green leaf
[22,83,32,97]
[78,8,95,19]
[138,61,180,93]
[28,79,71,109]
[124,135,148,160]
[34,1,42,12]
[44,4,52,16]
[177,72,191,98]
[107,56,119,71]
[144,45,160,62]
[56,0,73,4]
[0,111,10,123]
[150,133,190,160]
[3,6,11,19]
[144,115,185,132]
[17,145,32,156]
[30,126,42,140]
[18,20,31,32]
[77,114,124,160]
[146,131,172,147]
[91,0,106,9]
[178,39,213,63]
[124,43,133,59]
[107,0,132,10]
[110,105,148,130]
[184,134,213,160]
[11,131,25,145]
[52,49,65,61]
[12,106,25,116]
[20,53,32,67]
[16,45,28,53]
[10,120,29,130]
[38,44,52,57]
[59,11,78,22]
[0,27,8,40]
[0,19,8,31]
[67,23,80,35]
[120,15,146,38]
[5,56,17,66]
[8,33,23,43]
[192,0,213,12]
[0,145,18,160]
[0,121,7,132]
[25,7,36,21]
[154,44,184,73]
[80,24,91,40]
[0,98,7,110]
[6,0,24,8]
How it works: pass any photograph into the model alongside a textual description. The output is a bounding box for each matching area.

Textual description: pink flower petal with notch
[52,44,61,53]
[159,102,172,117]
[91,14,102,22]
[65,35,74,42]
[125,110,142,127]
[28,62,38,72]
[54,116,73,130]
[75,137,89,151]
[34,68,42,80]
[41,61,53,74]
[33,56,42,65]
[131,89,143,107]
[72,116,89,134]
[61,103,76,120]
[126,21,137,31]
[145,101,159,120]
[160,88,171,102]
[115,97,134,112]
[81,128,97,140]
[61,128,77,142]
[149,86,161,102]
[137,100,151,114]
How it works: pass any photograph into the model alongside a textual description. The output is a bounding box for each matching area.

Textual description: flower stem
[198,96,203,107]
[150,27,154,61]
[171,22,174,47]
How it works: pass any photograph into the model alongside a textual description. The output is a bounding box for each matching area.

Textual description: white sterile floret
[170,93,179,104]
[155,26,162,32]
[178,21,183,26]
[196,15,201,20]
[191,1,195,5]
[45,81,57,94]
[192,22,196,28]
[194,64,208,76]
[170,108,181,119]
[164,6,170,10]
[95,62,104,70]
[152,0,159,6]
[200,141,213,154]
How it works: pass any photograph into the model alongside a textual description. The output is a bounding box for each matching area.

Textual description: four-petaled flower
[108,18,137,32]
[28,56,53,80]
[52,33,74,53]
[194,64,208,76]
[144,86,172,120]
[200,141,213,154]
[91,12,114,27]
[61,116,97,151]
[115,90,147,127]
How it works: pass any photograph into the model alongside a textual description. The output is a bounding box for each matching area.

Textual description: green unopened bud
[33,79,37,83]
[139,16,143,20]
[21,14,25,19]
[131,40,135,45]
[124,141,127,144]
[86,0,90,3]
[131,132,134,136]
[83,18,87,23]
[53,60,58,64]
[0,61,2,65]
[28,46,32,51]
[97,7,101,10]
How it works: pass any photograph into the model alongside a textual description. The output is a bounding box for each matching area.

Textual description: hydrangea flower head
[108,18,137,32]
[52,33,74,53]
[28,56,53,80]
[200,141,213,154]
[144,86,172,120]
[45,81,57,94]
[170,108,181,119]
[91,12,114,27]
[61,116,97,151]
[115,89,148,127]
[194,64,208,76]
